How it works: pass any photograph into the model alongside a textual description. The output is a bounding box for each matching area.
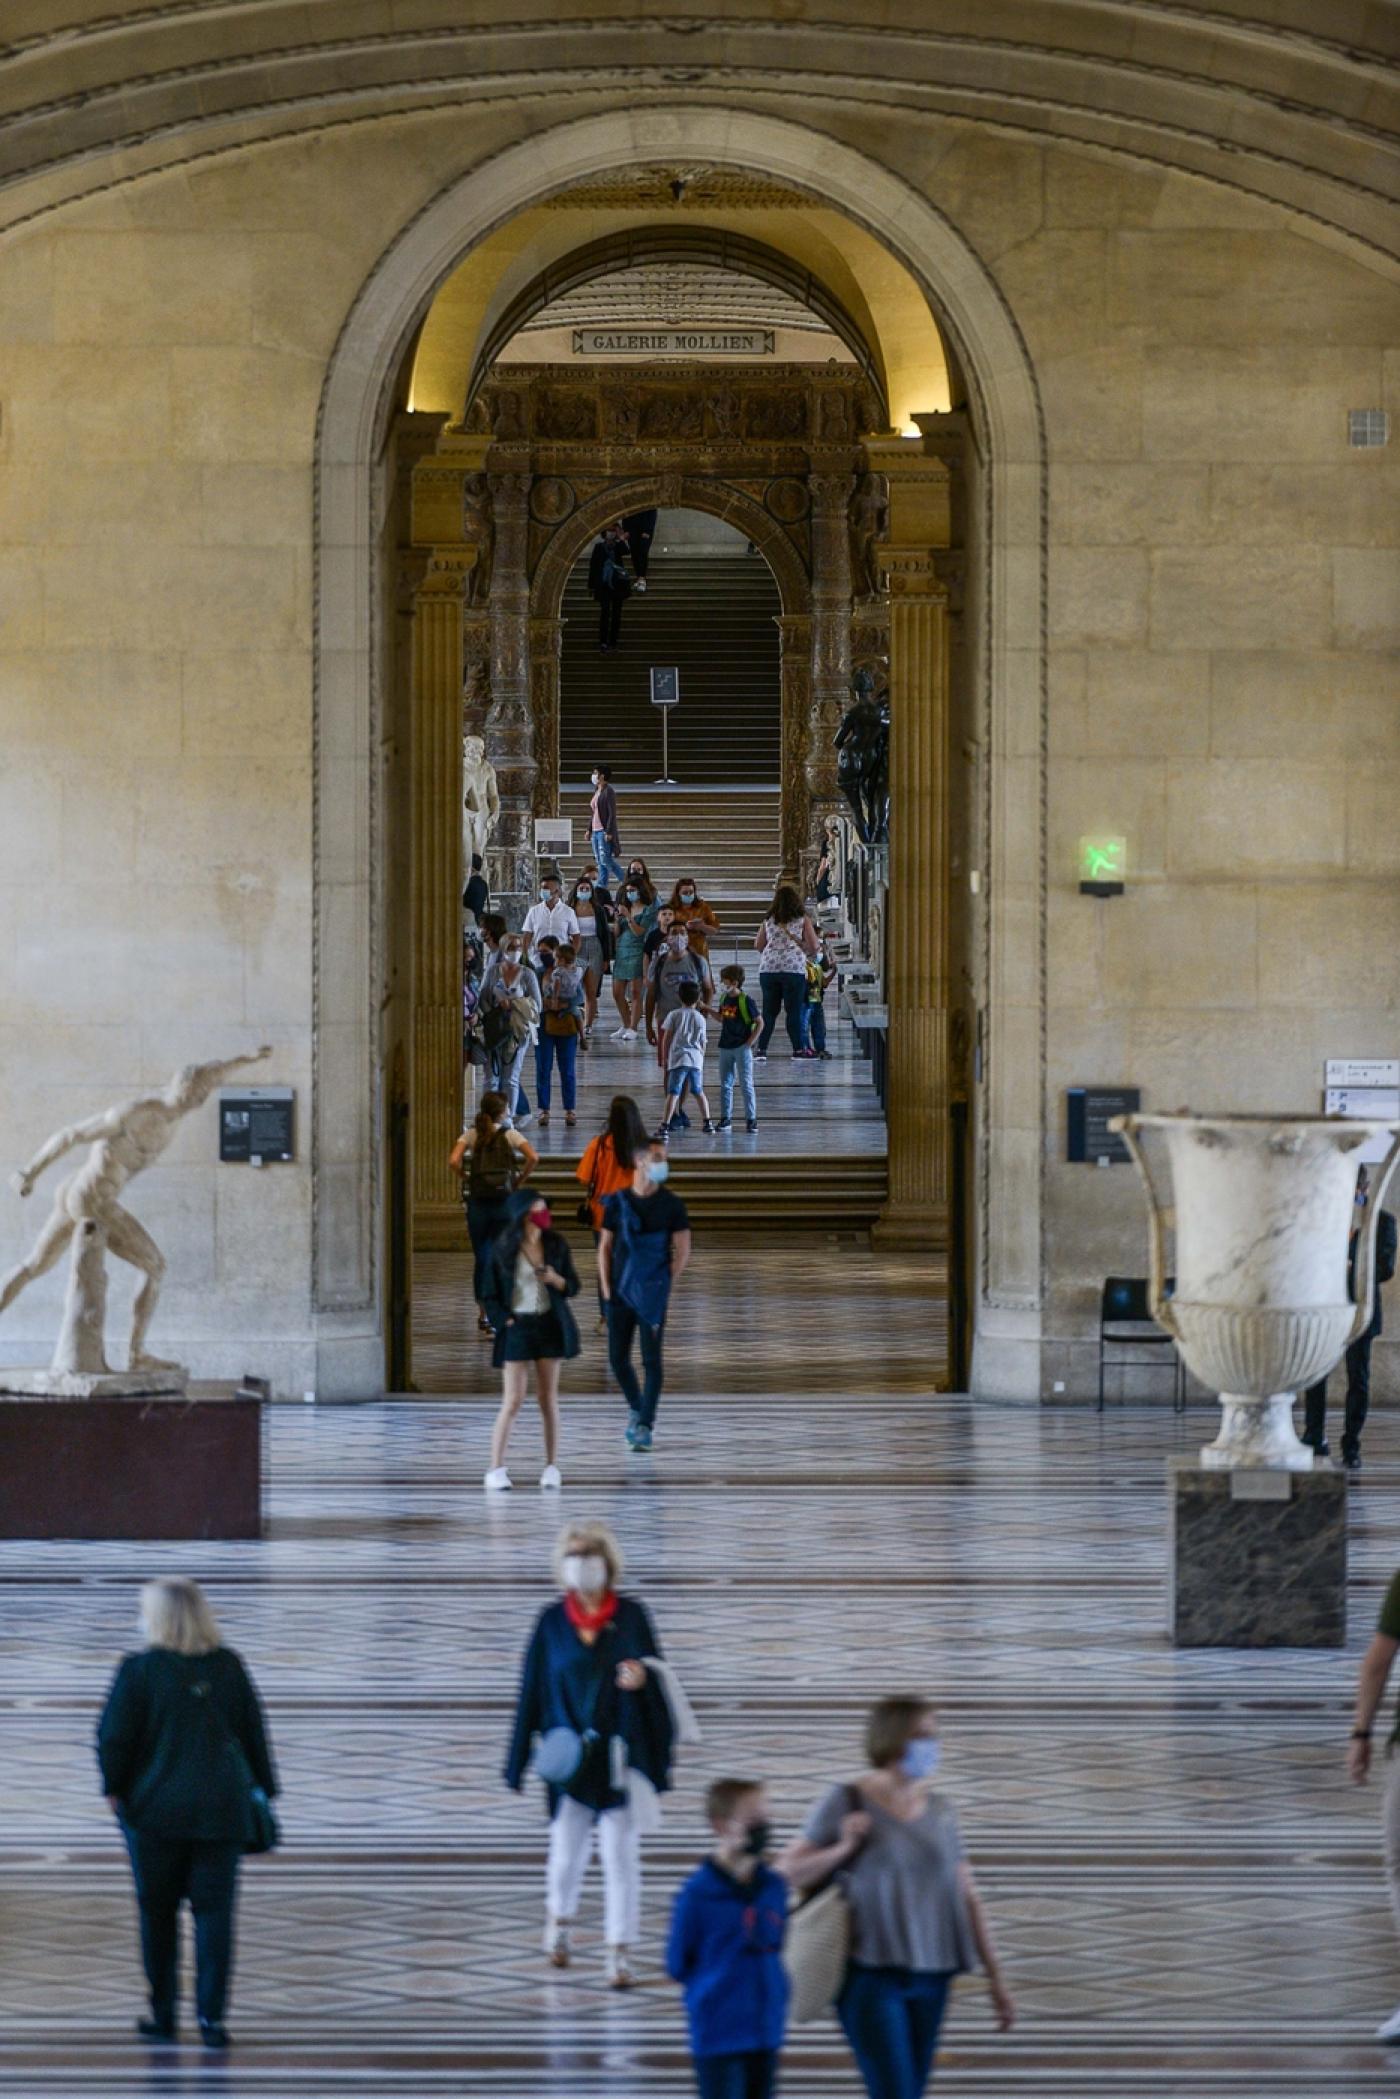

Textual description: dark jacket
[591,784,620,850]
[463,870,490,921]
[96,1646,277,1842]
[668,1858,790,2058]
[575,882,616,967]
[480,1192,582,1363]
[589,537,629,602]
[1352,1209,1398,1339]
[505,1593,674,1813]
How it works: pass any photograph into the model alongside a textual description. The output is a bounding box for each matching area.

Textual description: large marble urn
[1113,1113,1400,1469]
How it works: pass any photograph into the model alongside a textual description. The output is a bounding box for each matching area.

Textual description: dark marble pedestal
[1168,1459,1345,1647]
[0,1390,263,1539]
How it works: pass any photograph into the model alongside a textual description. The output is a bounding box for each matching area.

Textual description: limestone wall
[0,98,1395,1394]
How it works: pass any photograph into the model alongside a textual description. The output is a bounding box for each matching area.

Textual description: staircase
[554,786,781,949]
[559,544,781,784]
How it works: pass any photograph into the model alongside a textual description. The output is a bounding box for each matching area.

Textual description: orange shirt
[672,899,719,956]
[576,1132,633,1231]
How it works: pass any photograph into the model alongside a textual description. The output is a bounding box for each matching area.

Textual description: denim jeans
[607,1298,666,1428]
[489,1038,529,1117]
[802,999,827,1053]
[718,1045,757,1121]
[837,1966,952,2099]
[592,828,626,884]
[535,1030,579,1111]
[694,2050,780,2099]
[758,971,807,1055]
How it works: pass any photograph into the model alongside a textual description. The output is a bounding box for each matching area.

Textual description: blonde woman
[96,1578,278,2053]
[504,1522,675,1990]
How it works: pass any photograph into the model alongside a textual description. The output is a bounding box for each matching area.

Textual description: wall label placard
[1067,1087,1140,1165]
[534,817,572,857]
[571,328,774,357]
[1325,1059,1399,1089]
[219,1087,294,1165]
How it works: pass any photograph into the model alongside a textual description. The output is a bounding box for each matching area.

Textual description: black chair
[1097,1276,1184,1412]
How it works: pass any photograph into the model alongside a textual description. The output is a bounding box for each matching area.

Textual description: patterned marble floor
[5,1377,1400,2094]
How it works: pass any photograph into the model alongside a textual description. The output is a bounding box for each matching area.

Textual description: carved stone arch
[528,474,812,861]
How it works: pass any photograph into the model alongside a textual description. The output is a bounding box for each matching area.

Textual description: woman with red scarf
[504,1521,675,1990]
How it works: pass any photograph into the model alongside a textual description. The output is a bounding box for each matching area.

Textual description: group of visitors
[96,1553,1016,2098]
[453,1091,690,1485]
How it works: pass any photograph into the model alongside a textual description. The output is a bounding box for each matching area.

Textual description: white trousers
[546,1796,641,1947]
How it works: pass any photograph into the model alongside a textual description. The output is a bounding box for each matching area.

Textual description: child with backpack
[536,941,586,1128]
[716,965,760,1132]
[799,941,837,1060]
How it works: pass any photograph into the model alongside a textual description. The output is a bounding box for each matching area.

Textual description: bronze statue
[834,666,889,845]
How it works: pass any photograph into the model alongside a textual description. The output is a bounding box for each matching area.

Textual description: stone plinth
[0,1368,186,1398]
[0,1391,263,1540]
[1168,1458,1345,1647]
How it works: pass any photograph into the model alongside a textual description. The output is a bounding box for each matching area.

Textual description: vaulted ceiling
[0,3,1397,261]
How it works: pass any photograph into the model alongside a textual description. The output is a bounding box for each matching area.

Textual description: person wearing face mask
[782,1697,1015,2097]
[484,940,542,1124]
[645,923,714,1078]
[588,765,626,886]
[522,873,580,967]
[568,871,614,1038]
[667,1778,790,2099]
[598,1139,692,1452]
[610,871,657,1040]
[665,877,720,961]
[505,1521,676,1990]
[479,1190,581,1491]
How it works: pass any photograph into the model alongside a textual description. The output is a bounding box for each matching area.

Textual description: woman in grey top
[782,1696,1014,2097]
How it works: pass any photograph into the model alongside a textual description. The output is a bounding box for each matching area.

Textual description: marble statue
[463,734,501,867]
[1,1046,272,1387]
[849,470,888,598]
[1114,1110,1400,1469]
[834,667,890,845]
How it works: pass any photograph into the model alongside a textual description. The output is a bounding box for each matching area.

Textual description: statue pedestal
[1168,1458,1346,1647]
[0,1368,186,1398]
[0,1388,263,1539]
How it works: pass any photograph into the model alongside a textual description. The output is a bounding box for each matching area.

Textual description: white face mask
[562,1552,608,1597]
[577,887,592,901]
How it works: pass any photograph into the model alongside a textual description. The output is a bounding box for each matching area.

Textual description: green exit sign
[1078,835,1127,883]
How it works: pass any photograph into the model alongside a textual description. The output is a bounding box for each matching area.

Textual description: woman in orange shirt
[664,877,720,960]
[576,1095,649,1329]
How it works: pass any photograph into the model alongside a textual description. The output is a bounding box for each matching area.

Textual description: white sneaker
[483,1466,512,1492]
[1376,2005,1400,2042]
[540,1464,562,1490]
[609,1026,629,1040]
[515,1111,534,1128]
[635,579,647,594]
[619,1028,637,1042]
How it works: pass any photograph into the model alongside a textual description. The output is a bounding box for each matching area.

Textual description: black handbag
[214,1704,280,1856]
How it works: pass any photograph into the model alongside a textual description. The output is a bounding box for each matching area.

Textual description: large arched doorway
[312,109,1046,1405]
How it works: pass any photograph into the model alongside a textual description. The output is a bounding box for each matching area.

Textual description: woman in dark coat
[96,1577,278,2052]
[480,1188,581,1493]
[505,1520,676,1990]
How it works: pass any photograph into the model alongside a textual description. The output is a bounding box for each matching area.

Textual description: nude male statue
[1,1047,272,1373]
[462,733,501,868]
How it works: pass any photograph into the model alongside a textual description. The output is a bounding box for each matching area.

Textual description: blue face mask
[899,1738,941,1782]
[648,1159,671,1184]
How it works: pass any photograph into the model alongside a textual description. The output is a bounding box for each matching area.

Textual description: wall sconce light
[1079,835,1126,897]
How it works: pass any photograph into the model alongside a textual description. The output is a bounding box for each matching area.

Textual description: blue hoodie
[667,1857,790,2059]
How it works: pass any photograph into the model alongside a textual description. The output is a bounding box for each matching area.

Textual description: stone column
[411,551,470,1227]
[871,445,955,1254]
[805,469,854,884]
[485,467,536,915]
[530,616,563,824]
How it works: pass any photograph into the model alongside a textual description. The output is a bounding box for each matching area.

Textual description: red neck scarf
[564,1588,619,1636]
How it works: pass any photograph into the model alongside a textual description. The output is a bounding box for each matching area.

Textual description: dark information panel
[1067,1087,1140,1165]
[649,665,680,708]
[220,1087,295,1164]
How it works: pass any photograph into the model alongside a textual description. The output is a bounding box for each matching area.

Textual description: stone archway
[314,107,1047,1404]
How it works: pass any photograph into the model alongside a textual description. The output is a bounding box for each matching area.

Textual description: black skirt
[494,1308,578,1367]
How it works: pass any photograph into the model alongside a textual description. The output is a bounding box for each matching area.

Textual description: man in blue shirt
[668,1778,789,2099]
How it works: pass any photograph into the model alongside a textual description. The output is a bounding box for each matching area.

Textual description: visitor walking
[611,873,657,1040]
[450,1090,539,1336]
[505,1521,676,1988]
[645,923,715,1071]
[463,851,490,925]
[598,1136,691,1452]
[523,871,580,966]
[782,1696,1015,2097]
[481,1190,581,1492]
[568,872,614,1037]
[665,876,720,960]
[589,524,632,651]
[1302,1163,1397,1469]
[536,941,586,1129]
[483,938,541,1122]
[667,1778,790,2099]
[622,508,658,592]
[658,979,717,1139]
[800,938,838,1060]
[576,1094,649,1327]
[478,913,532,1118]
[1348,1567,1400,2040]
[716,964,760,1133]
[589,765,626,885]
[96,1577,279,2053]
[754,883,819,1060]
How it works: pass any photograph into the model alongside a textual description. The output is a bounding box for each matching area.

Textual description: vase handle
[1112,1116,1179,1336]
[1348,1132,1400,1349]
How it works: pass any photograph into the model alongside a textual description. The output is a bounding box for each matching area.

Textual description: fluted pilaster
[411,557,469,1221]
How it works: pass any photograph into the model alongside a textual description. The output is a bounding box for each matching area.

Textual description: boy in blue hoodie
[667,1777,790,2099]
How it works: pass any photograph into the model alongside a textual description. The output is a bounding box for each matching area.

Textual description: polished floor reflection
[3,1377,1399,2095]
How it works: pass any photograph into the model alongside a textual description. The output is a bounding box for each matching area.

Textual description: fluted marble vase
[1113,1113,1400,1470]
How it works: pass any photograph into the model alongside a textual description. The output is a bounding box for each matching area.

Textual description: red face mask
[529,1205,551,1231]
